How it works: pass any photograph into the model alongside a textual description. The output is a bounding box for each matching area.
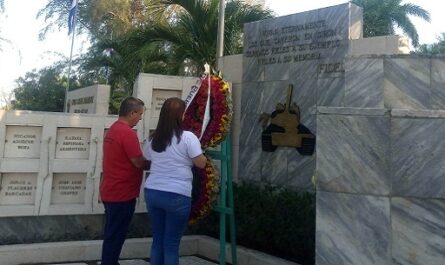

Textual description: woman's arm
[192,154,207,169]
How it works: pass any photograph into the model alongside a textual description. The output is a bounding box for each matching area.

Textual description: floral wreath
[183,67,232,224]
[188,155,220,225]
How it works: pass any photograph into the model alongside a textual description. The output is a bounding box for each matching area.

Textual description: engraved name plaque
[51,173,86,204]
[0,173,37,205]
[55,128,91,159]
[151,89,182,118]
[4,126,42,158]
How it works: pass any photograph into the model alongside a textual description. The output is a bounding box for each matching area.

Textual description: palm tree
[352,0,430,47]
[116,0,273,75]
[415,32,445,55]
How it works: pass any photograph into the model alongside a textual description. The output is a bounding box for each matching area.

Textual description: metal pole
[216,0,225,68]
[64,6,78,112]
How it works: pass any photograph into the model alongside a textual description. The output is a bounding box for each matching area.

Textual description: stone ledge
[0,235,297,265]
[391,109,445,118]
[317,107,389,116]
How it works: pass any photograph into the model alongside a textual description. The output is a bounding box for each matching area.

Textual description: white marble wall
[316,108,445,265]
[0,110,144,217]
[66,84,110,115]
[343,56,445,110]
[240,3,363,189]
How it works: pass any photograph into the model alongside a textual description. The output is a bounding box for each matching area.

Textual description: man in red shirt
[100,97,150,265]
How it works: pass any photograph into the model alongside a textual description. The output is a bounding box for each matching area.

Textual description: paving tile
[119,260,150,265]
[179,256,218,265]
[48,263,88,265]
[41,256,218,265]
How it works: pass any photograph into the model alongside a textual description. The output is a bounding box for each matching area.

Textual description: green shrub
[190,182,315,265]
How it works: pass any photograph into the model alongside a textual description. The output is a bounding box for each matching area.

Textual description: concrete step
[42,256,217,265]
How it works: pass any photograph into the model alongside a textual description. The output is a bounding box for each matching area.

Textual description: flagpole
[65,2,78,112]
[216,0,225,69]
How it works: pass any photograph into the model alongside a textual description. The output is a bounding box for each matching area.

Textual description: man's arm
[130,156,151,170]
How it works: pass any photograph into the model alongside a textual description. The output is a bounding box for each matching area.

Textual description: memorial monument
[241,2,445,265]
[1,2,444,265]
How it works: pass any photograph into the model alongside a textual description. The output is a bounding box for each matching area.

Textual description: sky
[0,0,444,106]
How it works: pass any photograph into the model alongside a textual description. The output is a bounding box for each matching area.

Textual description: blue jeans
[145,188,191,265]
[101,199,136,265]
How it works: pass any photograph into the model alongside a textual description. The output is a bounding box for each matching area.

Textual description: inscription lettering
[71,96,94,105]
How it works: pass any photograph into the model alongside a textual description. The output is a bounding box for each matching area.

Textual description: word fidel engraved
[55,128,91,159]
[4,125,42,158]
[259,84,315,155]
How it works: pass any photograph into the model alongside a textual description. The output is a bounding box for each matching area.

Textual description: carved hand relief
[259,84,315,155]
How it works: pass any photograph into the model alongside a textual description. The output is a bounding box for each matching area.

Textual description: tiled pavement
[40,256,218,265]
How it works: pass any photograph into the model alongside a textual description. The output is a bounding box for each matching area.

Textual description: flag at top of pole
[68,0,78,35]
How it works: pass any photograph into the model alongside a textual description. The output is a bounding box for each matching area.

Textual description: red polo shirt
[100,120,143,202]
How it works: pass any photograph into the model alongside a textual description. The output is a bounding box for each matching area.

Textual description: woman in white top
[143,97,206,265]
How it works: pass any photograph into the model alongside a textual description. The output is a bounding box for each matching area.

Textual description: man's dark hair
[118,97,145,116]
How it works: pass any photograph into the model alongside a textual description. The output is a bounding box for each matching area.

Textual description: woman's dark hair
[119,97,145,116]
[151,97,186,152]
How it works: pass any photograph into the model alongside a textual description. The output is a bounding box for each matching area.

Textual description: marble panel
[392,197,445,265]
[287,151,315,190]
[51,173,87,204]
[55,128,91,159]
[289,78,317,120]
[243,3,354,83]
[242,57,264,82]
[151,89,182,118]
[261,148,288,185]
[241,82,264,114]
[4,125,42,158]
[264,61,290,81]
[349,3,364,40]
[289,60,319,79]
[345,57,384,108]
[316,3,351,40]
[316,191,390,265]
[239,113,263,147]
[0,217,28,244]
[391,108,445,118]
[128,213,151,238]
[318,40,350,66]
[384,57,431,109]
[243,20,261,54]
[301,112,317,135]
[391,118,445,198]
[65,215,104,240]
[26,215,67,242]
[431,58,445,109]
[316,114,390,195]
[316,77,345,107]
[257,81,290,114]
[318,107,388,116]
[238,145,262,182]
[0,173,37,205]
